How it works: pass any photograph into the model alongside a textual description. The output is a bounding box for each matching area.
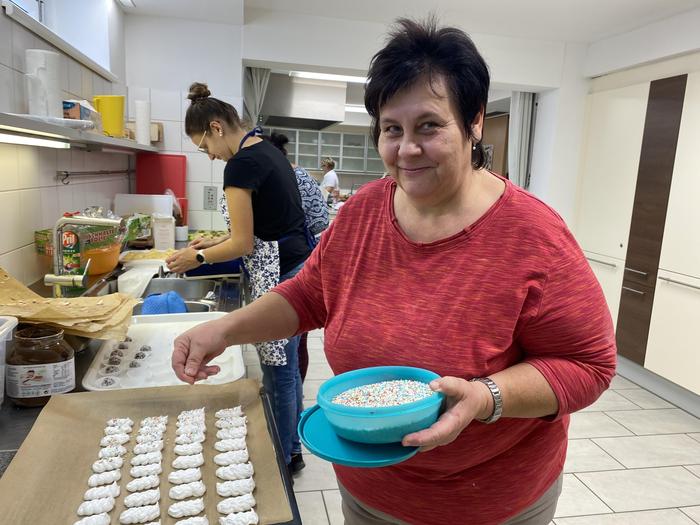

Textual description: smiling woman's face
[378,76,480,205]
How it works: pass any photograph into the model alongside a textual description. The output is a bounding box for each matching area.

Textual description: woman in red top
[172,17,616,524]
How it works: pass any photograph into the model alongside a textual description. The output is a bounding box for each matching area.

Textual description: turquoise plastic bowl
[317,366,445,444]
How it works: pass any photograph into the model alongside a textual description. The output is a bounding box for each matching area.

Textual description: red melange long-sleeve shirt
[274,176,616,524]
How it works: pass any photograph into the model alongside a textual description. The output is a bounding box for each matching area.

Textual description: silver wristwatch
[470,377,503,424]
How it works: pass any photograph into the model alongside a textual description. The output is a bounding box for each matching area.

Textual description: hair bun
[187,82,211,103]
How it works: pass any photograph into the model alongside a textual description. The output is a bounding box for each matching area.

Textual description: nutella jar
[6,326,75,407]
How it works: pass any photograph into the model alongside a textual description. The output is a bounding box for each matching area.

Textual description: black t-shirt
[223,140,310,274]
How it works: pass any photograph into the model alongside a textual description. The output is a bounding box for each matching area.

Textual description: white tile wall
[0,14,132,285]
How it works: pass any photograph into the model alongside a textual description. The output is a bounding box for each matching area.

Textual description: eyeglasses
[196,130,208,153]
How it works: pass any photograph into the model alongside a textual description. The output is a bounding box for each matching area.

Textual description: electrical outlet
[204,185,218,210]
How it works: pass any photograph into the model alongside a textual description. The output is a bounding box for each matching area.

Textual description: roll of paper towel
[135,100,151,145]
[25,49,62,118]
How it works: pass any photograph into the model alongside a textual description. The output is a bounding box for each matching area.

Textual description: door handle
[622,286,645,296]
[586,257,617,269]
[625,267,648,277]
[658,276,700,292]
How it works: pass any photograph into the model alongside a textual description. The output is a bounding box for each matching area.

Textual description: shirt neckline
[383,173,512,251]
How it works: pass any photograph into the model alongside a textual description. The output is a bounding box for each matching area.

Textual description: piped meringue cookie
[218,509,259,525]
[216,427,247,440]
[216,478,255,497]
[130,451,162,466]
[130,463,162,478]
[76,496,115,516]
[126,474,160,492]
[172,452,204,469]
[168,497,204,518]
[123,488,160,508]
[100,433,130,447]
[214,438,247,453]
[169,480,206,500]
[174,432,206,445]
[98,445,127,459]
[84,482,120,501]
[215,407,243,419]
[87,469,121,487]
[214,417,246,429]
[73,513,110,525]
[173,442,203,456]
[216,462,254,481]
[213,449,249,466]
[175,517,208,525]
[216,493,256,514]
[168,467,202,485]
[133,440,164,455]
[119,503,160,524]
[92,456,123,473]
[104,424,132,436]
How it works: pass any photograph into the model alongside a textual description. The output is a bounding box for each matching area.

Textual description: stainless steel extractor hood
[260,73,346,130]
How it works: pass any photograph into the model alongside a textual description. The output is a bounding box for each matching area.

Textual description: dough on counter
[126,474,160,492]
[92,456,123,473]
[98,445,127,459]
[216,427,247,440]
[168,497,204,519]
[175,517,208,525]
[213,449,249,466]
[119,503,160,524]
[216,478,255,498]
[216,462,254,481]
[215,407,243,419]
[133,440,164,455]
[176,423,206,435]
[169,480,206,500]
[76,496,115,516]
[74,513,110,525]
[84,482,120,500]
[168,467,202,485]
[131,451,162,466]
[214,438,247,453]
[218,509,259,525]
[130,463,162,478]
[217,494,256,515]
[107,417,134,427]
[123,488,161,508]
[174,442,203,456]
[105,424,132,435]
[88,469,121,487]
[175,432,206,445]
[215,417,247,429]
[100,433,130,447]
[172,452,204,469]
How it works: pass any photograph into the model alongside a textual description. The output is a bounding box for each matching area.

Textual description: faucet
[44,215,124,297]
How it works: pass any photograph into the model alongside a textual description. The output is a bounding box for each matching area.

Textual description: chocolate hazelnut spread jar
[6,326,75,407]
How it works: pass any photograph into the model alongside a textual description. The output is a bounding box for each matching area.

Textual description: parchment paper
[0,380,294,524]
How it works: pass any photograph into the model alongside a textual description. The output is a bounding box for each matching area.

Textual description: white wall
[529,43,590,226]
[124,15,243,95]
[585,7,700,78]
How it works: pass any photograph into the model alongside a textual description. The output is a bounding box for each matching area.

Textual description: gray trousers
[338,473,563,525]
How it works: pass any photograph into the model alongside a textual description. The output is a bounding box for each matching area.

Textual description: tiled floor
[244,331,700,525]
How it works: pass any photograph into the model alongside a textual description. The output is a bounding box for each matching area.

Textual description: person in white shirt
[320,157,340,194]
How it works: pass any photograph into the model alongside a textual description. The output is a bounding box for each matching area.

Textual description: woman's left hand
[401,376,493,452]
[165,247,201,274]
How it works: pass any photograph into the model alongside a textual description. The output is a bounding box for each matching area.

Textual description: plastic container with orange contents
[81,243,121,275]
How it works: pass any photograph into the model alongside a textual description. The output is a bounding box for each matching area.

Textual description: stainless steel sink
[141,278,217,301]
[132,300,212,315]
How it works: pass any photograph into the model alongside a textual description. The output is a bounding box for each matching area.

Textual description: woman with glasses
[166,82,309,476]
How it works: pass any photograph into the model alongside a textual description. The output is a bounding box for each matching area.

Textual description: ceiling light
[289,71,367,84]
[116,0,136,8]
[345,104,368,113]
[0,133,70,149]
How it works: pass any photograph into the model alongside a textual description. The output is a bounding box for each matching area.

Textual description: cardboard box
[62,99,103,133]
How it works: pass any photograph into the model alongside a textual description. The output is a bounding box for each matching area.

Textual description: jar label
[5,358,75,398]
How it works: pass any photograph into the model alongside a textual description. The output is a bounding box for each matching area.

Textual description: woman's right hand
[172,319,228,384]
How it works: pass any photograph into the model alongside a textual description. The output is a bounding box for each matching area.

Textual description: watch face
[196,252,204,263]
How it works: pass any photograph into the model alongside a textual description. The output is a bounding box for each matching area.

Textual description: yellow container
[93,95,124,137]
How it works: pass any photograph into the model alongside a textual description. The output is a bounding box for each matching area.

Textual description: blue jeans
[261,262,304,465]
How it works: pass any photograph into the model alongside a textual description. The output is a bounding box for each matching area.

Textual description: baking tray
[82,312,244,391]
[0,380,301,524]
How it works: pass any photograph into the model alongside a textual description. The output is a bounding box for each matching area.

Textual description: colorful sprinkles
[332,380,434,407]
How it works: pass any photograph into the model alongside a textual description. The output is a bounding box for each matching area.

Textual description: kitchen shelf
[0,112,158,153]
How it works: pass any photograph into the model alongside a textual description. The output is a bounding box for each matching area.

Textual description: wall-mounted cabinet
[263,127,383,174]
[584,251,625,326]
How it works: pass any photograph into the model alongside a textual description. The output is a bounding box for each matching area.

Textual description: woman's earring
[472,144,476,151]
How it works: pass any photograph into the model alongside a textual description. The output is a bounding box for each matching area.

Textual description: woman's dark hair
[185,82,242,136]
[364,17,490,169]
[262,132,289,156]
